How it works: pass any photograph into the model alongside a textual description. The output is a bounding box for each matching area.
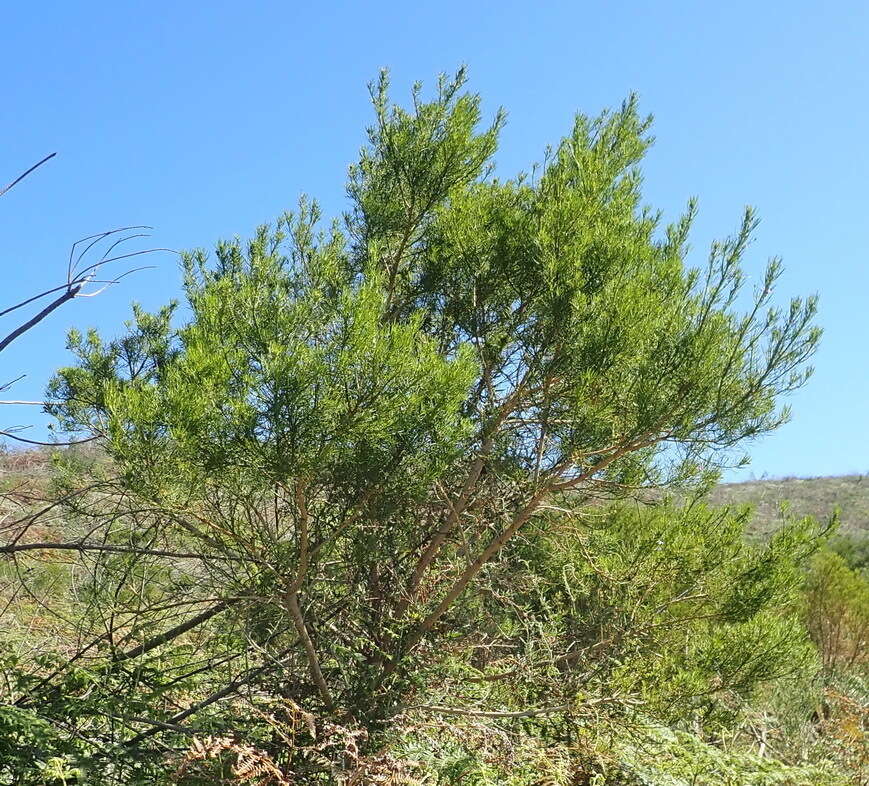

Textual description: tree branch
[113,600,236,663]
[0,153,56,199]
[0,285,82,354]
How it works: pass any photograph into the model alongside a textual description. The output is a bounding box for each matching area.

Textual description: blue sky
[1,0,866,480]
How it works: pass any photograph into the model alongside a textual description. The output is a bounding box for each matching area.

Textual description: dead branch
[0,152,56,199]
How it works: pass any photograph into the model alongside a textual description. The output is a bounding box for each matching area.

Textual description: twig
[0,153,56,199]
[0,429,99,447]
[113,600,237,663]
[414,703,569,719]
[123,644,297,747]
[0,541,248,561]
[414,694,643,719]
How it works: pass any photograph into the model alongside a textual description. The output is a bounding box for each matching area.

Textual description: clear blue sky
[2,1,866,480]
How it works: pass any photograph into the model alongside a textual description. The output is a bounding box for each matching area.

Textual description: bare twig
[0,541,245,561]
[0,153,56,199]
[0,429,100,447]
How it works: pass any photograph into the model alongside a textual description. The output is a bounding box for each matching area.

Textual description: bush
[453,501,822,734]
[1,69,830,783]
[804,548,869,674]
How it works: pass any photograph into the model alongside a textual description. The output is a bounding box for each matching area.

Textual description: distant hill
[709,474,869,537]
[2,448,867,537]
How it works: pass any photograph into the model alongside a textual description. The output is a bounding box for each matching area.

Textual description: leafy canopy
[46,68,820,716]
[50,71,819,494]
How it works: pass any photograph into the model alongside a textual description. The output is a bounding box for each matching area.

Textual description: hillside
[710,474,869,537]
[3,449,868,536]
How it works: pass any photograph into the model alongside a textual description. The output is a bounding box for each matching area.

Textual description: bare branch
[0,541,242,560]
[0,429,99,447]
[0,285,82,354]
[0,152,56,199]
[413,694,643,718]
[113,600,237,663]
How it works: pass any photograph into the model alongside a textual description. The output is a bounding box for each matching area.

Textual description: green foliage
[828,531,869,573]
[382,715,850,786]
[48,69,819,502]
[0,69,833,783]
[804,546,869,673]
[459,502,822,733]
[614,723,849,786]
[0,704,79,785]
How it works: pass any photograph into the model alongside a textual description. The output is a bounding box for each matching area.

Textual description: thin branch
[108,714,205,737]
[0,429,99,447]
[0,375,26,393]
[74,247,173,282]
[415,703,570,719]
[0,285,81,354]
[68,225,153,279]
[113,600,236,663]
[122,644,297,747]
[0,541,243,561]
[0,153,56,199]
[1,282,81,318]
[413,695,643,719]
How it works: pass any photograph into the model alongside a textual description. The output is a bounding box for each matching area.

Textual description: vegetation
[709,475,869,540]
[1,70,865,784]
[1,458,867,782]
